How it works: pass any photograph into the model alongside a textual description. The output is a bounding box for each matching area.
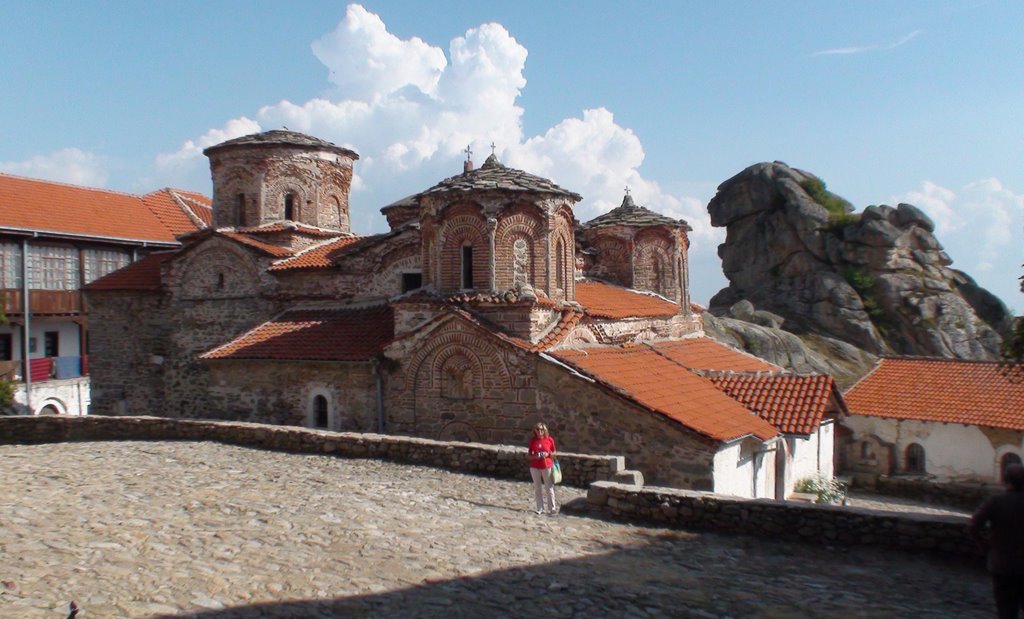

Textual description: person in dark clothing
[970,463,1024,619]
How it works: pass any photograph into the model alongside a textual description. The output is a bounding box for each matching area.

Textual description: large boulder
[706,162,1009,361]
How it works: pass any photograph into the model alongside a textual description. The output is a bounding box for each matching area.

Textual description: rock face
[707,162,1009,362]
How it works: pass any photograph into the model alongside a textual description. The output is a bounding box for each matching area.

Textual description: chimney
[464,158,474,173]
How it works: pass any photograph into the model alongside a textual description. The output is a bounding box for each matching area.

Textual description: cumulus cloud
[813,29,922,56]
[0,148,110,187]
[149,3,709,240]
[896,178,1024,308]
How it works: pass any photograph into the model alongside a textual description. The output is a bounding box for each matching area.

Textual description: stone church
[86,130,845,498]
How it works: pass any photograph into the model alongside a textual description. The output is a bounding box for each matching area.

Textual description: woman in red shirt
[528,422,558,515]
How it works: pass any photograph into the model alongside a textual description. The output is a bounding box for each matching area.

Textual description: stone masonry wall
[0,416,624,487]
[86,292,172,416]
[204,361,377,431]
[586,481,981,559]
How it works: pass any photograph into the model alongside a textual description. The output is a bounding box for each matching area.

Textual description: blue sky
[2,1,1022,311]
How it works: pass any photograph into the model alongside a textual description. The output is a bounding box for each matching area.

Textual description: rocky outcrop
[706,162,1010,363]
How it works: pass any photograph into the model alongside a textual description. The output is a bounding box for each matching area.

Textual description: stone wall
[874,475,997,511]
[0,416,624,487]
[586,481,981,559]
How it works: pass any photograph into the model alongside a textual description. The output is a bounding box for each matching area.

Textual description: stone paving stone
[0,441,992,618]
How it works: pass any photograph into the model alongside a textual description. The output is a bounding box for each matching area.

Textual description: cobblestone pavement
[0,441,991,618]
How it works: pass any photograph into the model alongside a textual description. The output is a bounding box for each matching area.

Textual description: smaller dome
[203,129,359,159]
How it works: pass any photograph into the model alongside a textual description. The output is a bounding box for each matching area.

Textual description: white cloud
[0,148,110,187]
[896,178,1024,309]
[814,29,923,56]
[148,3,708,241]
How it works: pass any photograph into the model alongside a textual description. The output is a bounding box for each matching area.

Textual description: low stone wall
[587,481,981,559]
[875,475,996,512]
[0,416,624,487]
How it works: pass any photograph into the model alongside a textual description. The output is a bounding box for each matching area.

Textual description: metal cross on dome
[490,142,497,156]
[624,186,631,196]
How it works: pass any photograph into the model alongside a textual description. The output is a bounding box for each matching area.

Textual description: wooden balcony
[1,289,83,316]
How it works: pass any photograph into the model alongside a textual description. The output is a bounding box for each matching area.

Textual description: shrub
[794,474,847,505]
[800,177,856,224]
[0,379,14,411]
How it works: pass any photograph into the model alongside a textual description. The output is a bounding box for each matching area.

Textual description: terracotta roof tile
[551,345,779,442]
[220,232,296,258]
[269,235,366,271]
[707,373,837,435]
[534,311,583,351]
[141,189,211,237]
[236,222,343,238]
[650,338,781,372]
[575,280,680,319]
[83,251,177,291]
[845,357,1024,431]
[0,172,192,243]
[202,305,394,362]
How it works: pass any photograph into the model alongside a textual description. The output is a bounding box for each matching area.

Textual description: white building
[842,357,1024,484]
[0,173,209,415]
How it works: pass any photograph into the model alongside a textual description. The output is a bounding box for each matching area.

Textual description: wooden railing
[0,289,83,315]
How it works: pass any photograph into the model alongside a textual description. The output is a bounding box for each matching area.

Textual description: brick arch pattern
[495,209,543,290]
[263,176,309,224]
[634,232,675,301]
[589,235,631,287]
[403,325,515,441]
[550,208,576,301]
[438,211,489,291]
[178,245,259,300]
[212,165,256,228]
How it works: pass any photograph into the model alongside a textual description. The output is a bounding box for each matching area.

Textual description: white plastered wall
[843,415,1023,482]
[713,438,774,499]
[784,421,836,497]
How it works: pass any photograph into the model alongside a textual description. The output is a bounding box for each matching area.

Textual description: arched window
[234,193,245,226]
[312,395,329,429]
[461,245,474,289]
[1002,452,1023,482]
[905,443,926,474]
[555,239,565,292]
[860,441,872,460]
[284,193,297,220]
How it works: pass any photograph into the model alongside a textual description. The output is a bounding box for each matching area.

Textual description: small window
[44,331,59,357]
[401,272,422,293]
[860,441,873,460]
[216,273,226,291]
[905,443,926,474]
[235,193,245,226]
[284,193,296,220]
[461,245,474,289]
[555,239,566,292]
[313,395,329,429]
[1002,453,1023,482]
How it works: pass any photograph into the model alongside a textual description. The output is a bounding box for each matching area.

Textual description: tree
[1001,265,1024,373]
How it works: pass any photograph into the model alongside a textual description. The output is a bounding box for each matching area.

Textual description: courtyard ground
[0,441,992,618]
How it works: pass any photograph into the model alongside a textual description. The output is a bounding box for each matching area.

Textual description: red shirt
[529,436,556,469]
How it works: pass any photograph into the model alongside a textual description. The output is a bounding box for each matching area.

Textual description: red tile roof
[83,251,177,291]
[0,173,207,242]
[845,357,1024,431]
[534,310,583,351]
[220,232,296,258]
[707,373,838,435]
[651,338,781,372]
[141,189,212,237]
[236,223,342,237]
[552,345,779,442]
[201,305,394,362]
[575,280,680,319]
[268,235,364,271]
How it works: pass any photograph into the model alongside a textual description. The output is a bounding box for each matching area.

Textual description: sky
[2,1,1022,312]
